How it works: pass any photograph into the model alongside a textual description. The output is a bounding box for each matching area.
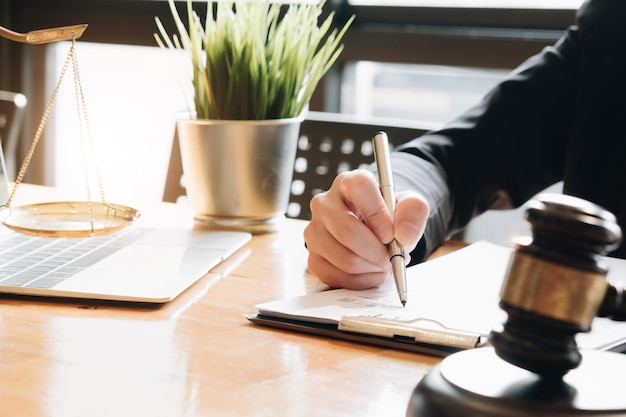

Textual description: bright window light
[46,41,189,206]
[341,62,508,125]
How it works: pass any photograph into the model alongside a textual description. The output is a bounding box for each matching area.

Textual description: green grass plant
[155,0,353,120]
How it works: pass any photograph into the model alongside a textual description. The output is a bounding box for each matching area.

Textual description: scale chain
[5,33,110,232]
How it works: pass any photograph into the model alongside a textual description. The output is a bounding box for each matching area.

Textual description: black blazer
[391,0,626,262]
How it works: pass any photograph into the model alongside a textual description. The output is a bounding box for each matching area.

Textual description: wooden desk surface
[0,186,445,417]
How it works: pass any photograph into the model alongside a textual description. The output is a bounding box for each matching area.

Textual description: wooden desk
[0,186,443,417]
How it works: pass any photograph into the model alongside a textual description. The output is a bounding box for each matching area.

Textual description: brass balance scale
[0,24,139,237]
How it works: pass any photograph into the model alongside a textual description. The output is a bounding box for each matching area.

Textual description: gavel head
[489,193,622,378]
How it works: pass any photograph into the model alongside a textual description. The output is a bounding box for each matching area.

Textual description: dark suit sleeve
[389,24,582,264]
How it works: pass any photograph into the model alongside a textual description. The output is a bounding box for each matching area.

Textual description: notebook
[248,241,626,357]
[0,144,251,303]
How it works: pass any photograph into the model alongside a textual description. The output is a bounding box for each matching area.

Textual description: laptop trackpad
[53,229,233,298]
[137,228,248,250]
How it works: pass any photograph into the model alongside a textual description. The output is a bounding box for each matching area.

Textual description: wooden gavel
[490,193,625,378]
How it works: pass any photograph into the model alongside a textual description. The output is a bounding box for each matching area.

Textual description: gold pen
[372,131,408,307]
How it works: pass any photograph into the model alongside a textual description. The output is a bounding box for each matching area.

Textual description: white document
[256,241,626,351]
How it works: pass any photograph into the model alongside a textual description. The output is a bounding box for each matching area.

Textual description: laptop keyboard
[0,228,150,289]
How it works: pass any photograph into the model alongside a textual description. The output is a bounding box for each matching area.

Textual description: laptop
[0,144,251,303]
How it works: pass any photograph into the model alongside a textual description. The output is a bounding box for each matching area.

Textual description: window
[46,41,188,205]
[341,62,507,124]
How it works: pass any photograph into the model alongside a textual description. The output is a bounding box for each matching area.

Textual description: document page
[256,241,626,351]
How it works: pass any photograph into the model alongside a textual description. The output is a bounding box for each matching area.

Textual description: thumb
[393,191,429,252]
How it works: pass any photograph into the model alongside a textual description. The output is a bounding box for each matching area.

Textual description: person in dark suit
[303,0,626,289]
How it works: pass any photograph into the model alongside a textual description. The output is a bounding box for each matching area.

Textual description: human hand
[303,169,429,290]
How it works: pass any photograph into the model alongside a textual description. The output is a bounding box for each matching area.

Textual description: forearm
[379,29,581,263]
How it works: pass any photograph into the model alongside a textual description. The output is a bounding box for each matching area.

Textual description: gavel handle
[598,283,626,321]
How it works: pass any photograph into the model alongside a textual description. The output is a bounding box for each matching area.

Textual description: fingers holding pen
[304,169,430,289]
[338,170,396,245]
[304,170,392,288]
[304,202,388,275]
[335,170,429,254]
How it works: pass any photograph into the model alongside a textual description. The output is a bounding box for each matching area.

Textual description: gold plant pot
[176,114,303,233]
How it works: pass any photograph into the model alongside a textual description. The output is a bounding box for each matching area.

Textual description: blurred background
[1,0,580,243]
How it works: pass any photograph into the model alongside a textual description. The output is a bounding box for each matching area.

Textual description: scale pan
[1,201,140,238]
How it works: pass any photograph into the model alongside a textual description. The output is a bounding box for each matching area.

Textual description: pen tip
[401,300,406,308]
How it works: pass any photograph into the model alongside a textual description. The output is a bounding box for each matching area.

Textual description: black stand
[407,347,626,417]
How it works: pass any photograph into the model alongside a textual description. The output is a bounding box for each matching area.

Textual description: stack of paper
[249,241,626,356]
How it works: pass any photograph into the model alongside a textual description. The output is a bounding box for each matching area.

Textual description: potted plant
[155,0,353,233]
